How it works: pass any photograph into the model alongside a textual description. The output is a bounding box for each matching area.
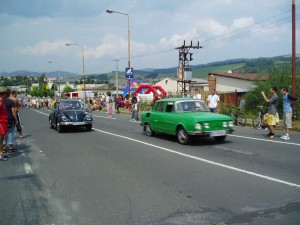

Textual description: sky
[0,0,299,75]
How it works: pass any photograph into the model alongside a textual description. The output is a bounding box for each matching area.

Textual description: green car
[141,98,234,145]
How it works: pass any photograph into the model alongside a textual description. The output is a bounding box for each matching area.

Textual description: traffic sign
[125,67,134,80]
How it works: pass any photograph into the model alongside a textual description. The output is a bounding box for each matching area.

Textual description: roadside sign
[125,67,134,80]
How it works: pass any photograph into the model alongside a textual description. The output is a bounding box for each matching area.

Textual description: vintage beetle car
[49,99,93,133]
[141,98,234,144]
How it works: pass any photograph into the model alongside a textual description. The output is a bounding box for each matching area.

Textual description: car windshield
[176,100,209,112]
[59,101,81,110]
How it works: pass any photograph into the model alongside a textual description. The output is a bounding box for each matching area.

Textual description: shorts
[283,112,292,129]
[0,123,8,135]
[267,114,277,126]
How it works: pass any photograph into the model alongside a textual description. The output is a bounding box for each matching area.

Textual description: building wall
[155,78,178,95]
[215,76,253,92]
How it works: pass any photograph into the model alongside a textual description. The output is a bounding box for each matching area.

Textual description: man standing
[10,90,25,138]
[207,89,219,113]
[3,89,18,152]
[261,87,278,138]
[280,87,299,140]
[193,89,202,100]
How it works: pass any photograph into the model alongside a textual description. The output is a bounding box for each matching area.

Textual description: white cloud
[159,29,199,49]
[231,17,255,29]
[17,40,70,55]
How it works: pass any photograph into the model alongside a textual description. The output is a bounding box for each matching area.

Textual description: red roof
[208,72,269,81]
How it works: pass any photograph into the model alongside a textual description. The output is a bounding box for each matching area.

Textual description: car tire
[145,123,154,137]
[214,135,226,142]
[49,118,54,129]
[56,122,63,133]
[177,127,190,145]
[86,124,92,131]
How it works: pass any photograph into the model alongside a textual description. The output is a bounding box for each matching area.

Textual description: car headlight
[61,115,69,122]
[85,114,92,121]
[203,122,210,129]
[223,121,228,127]
[228,121,234,127]
[195,123,202,130]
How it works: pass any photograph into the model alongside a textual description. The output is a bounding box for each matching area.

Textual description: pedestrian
[107,99,113,118]
[131,99,138,121]
[193,89,202,100]
[207,89,219,113]
[10,90,25,138]
[0,87,9,161]
[280,87,299,140]
[261,87,278,138]
[3,89,18,152]
[183,90,190,98]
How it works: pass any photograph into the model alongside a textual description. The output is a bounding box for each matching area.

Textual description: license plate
[210,130,226,137]
[73,122,85,125]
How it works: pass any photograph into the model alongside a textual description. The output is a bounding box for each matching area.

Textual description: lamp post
[48,61,61,96]
[66,43,86,98]
[113,59,120,97]
[106,9,131,96]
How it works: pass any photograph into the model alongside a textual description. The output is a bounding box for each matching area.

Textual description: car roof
[57,99,80,103]
[156,98,204,102]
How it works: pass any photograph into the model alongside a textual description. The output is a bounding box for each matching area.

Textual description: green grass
[191,63,245,78]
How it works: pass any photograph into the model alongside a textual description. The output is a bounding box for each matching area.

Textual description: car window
[176,100,209,112]
[155,102,165,112]
[166,102,175,112]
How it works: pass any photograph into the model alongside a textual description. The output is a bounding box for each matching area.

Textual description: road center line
[228,134,300,146]
[93,127,300,189]
[93,115,116,120]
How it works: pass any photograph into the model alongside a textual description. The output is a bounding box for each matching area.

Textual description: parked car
[49,99,93,133]
[141,98,234,144]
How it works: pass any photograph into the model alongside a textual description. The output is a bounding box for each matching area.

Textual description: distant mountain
[0,70,78,78]
[1,55,298,81]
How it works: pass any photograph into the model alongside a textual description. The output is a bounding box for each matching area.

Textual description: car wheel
[215,135,226,142]
[49,118,54,129]
[56,122,63,133]
[177,127,190,145]
[86,124,92,131]
[145,123,154,137]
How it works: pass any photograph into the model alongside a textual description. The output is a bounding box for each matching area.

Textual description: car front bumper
[188,129,234,136]
[59,121,93,126]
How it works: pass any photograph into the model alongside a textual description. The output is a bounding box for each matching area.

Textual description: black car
[49,99,93,133]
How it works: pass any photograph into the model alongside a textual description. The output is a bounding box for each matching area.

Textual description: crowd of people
[0,88,24,161]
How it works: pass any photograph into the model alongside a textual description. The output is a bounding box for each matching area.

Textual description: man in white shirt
[207,89,219,113]
[193,89,202,100]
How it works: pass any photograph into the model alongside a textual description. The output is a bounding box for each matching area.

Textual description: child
[108,99,113,118]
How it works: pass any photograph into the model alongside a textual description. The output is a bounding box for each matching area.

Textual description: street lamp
[106,9,131,95]
[113,59,120,97]
[66,43,86,98]
[48,61,61,96]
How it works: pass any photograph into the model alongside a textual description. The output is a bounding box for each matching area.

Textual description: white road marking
[93,128,300,189]
[32,109,300,188]
[229,134,300,146]
[24,163,33,174]
[93,115,116,120]
[33,110,49,116]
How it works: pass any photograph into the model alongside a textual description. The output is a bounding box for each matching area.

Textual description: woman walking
[0,87,8,161]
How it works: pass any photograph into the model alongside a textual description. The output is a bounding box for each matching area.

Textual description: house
[207,72,269,93]
[155,77,208,96]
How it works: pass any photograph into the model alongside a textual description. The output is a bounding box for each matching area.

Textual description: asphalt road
[1,108,300,225]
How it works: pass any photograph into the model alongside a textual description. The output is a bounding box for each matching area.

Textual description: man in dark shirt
[3,89,17,152]
[261,86,278,138]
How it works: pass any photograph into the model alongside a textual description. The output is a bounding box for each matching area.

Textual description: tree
[62,86,74,95]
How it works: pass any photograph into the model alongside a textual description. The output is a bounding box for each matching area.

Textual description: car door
[162,101,177,134]
[150,101,165,132]
[51,102,59,125]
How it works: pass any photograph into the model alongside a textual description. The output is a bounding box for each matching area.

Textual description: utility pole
[292,0,297,119]
[113,59,120,97]
[175,41,202,95]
